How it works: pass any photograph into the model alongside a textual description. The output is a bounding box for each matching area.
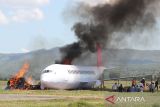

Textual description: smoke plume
[60,0,159,65]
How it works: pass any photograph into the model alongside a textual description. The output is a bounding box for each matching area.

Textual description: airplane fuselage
[40,64,105,89]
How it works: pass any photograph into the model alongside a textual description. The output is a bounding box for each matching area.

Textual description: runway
[0,94,102,101]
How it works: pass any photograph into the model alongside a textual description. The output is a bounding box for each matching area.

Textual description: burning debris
[58,0,158,65]
[6,62,40,90]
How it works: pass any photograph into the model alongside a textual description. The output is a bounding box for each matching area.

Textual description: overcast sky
[0,0,160,53]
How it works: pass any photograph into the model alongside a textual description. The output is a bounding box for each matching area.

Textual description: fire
[26,76,33,85]
[6,62,34,90]
[63,59,72,65]
[15,63,29,78]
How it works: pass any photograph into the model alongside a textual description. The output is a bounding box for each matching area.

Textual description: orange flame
[63,59,72,65]
[7,62,35,90]
[15,62,29,79]
[26,76,33,85]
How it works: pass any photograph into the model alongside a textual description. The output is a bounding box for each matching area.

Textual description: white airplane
[40,64,106,90]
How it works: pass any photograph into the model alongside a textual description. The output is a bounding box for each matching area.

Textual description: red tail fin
[97,43,102,67]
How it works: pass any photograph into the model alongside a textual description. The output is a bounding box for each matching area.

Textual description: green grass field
[0,81,159,107]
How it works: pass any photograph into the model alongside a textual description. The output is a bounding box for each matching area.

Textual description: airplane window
[67,70,94,75]
[43,70,52,73]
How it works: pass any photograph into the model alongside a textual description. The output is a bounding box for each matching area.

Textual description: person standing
[155,80,158,91]
[112,83,118,92]
[141,78,145,88]
[149,82,155,93]
[118,84,123,92]
[132,78,136,86]
[139,83,144,92]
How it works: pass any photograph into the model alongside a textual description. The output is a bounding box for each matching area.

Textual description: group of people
[130,78,146,92]
[112,78,159,92]
[112,83,123,92]
[147,80,159,92]
[132,78,159,92]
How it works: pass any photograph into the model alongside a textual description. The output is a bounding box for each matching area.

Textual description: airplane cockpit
[42,69,57,74]
[42,70,52,73]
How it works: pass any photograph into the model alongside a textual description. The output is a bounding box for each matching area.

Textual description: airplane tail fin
[97,43,102,67]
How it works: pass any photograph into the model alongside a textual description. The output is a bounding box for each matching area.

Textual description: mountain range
[0,48,160,80]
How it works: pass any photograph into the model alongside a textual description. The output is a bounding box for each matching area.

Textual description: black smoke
[59,42,83,64]
[59,0,158,64]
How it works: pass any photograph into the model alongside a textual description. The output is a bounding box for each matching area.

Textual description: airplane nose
[40,74,49,82]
